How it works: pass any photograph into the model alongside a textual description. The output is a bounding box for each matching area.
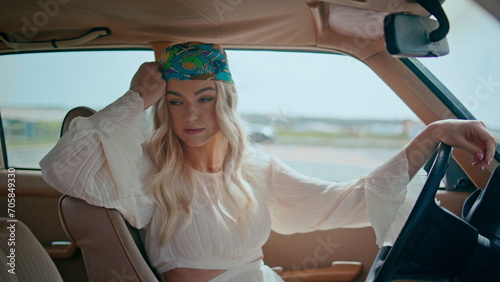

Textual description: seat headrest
[60,106,96,137]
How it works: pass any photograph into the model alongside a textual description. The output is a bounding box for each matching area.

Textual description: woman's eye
[168,100,182,105]
[199,97,214,103]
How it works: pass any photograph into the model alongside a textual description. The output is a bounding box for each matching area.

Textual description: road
[8,143,402,182]
[255,143,401,181]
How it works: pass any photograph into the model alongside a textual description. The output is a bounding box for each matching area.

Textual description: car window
[1,50,420,182]
[0,51,154,168]
[228,50,421,181]
[418,0,500,139]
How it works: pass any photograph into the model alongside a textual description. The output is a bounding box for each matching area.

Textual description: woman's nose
[185,104,199,121]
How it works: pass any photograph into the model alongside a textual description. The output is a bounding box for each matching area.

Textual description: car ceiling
[1,0,430,57]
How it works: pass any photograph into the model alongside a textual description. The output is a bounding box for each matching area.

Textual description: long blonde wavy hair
[145,80,258,245]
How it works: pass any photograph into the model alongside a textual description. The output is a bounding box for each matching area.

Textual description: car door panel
[0,169,88,281]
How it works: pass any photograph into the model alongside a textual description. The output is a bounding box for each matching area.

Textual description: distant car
[246,123,276,143]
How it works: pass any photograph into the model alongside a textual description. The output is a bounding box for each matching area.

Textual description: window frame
[402,57,500,161]
[0,113,8,169]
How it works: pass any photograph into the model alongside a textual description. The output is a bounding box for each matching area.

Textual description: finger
[453,135,484,158]
[449,135,490,169]
[473,125,497,165]
[140,61,155,69]
[482,138,498,168]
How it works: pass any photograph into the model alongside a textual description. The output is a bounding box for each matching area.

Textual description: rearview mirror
[384,14,449,57]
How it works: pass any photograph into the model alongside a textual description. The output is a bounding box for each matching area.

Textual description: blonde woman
[40,42,497,281]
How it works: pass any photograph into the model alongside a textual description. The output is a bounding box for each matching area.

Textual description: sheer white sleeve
[254,148,413,247]
[39,90,154,228]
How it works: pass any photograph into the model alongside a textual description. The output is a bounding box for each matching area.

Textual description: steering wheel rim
[367,143,455,281]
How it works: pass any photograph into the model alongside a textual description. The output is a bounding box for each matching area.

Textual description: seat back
[57,106,159,281]
[59,106,96,137]
[59,196,158,281]
[0,217,63,282]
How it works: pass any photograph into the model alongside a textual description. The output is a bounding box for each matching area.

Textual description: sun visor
[327,3,388,40]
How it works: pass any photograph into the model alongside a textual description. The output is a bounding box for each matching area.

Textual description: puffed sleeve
[39,90,155,229]
[254,148,413,247]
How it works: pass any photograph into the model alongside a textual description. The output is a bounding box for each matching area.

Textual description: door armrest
[273,261,362,282]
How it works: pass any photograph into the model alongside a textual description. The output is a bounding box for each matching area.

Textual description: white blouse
[40,90,414,281]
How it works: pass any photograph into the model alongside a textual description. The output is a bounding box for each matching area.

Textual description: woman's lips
[184,128,204,135]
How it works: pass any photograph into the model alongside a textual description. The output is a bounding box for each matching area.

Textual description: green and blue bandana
[159,42,233,83]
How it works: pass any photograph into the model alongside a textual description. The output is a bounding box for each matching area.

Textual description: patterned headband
[159,42,234,84]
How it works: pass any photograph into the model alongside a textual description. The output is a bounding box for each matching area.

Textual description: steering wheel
[366,143,481,281]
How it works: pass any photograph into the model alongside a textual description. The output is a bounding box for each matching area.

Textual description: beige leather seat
[59,196,158,281]
[57,106,159,281]
[0,217,63,282]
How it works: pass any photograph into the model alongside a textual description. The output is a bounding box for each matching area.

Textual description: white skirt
[209,260,284,282]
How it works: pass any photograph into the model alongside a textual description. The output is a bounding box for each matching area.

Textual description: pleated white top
[40,90,413,280]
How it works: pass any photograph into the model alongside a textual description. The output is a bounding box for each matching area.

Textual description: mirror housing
[384,14,449,57]
[384,0,450,57]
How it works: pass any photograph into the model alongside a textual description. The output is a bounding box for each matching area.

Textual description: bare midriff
[162,268,226,282]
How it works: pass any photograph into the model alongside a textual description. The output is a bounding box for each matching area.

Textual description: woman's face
[166,80,220,150]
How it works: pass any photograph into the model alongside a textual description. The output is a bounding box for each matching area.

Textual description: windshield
[418,0,500,135]
[1,50,420,176]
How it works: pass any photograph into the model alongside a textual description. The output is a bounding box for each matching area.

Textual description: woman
[40,42,497,281]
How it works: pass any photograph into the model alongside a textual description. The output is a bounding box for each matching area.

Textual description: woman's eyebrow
[166,87,216,97]
[166,90,181,96]
[194,86,216,95]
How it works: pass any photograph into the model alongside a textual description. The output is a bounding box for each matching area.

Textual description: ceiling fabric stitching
[172,0,222,40]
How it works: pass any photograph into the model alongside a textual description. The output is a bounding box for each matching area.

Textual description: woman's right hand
[130,62,166,110]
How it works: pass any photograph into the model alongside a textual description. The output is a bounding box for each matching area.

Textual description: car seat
[0,217,63,282]
[57,106,160,282]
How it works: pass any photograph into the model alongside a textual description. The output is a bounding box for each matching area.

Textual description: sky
[0,47,418,120]
[419,0,500,129]
[0,0,498,129]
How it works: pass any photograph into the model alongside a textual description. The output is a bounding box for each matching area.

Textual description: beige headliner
[1,0,428,57]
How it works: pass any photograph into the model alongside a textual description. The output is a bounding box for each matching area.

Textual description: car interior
[1,0,499,281]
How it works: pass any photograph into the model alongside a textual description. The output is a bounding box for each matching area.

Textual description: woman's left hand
[427,119,497,170]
